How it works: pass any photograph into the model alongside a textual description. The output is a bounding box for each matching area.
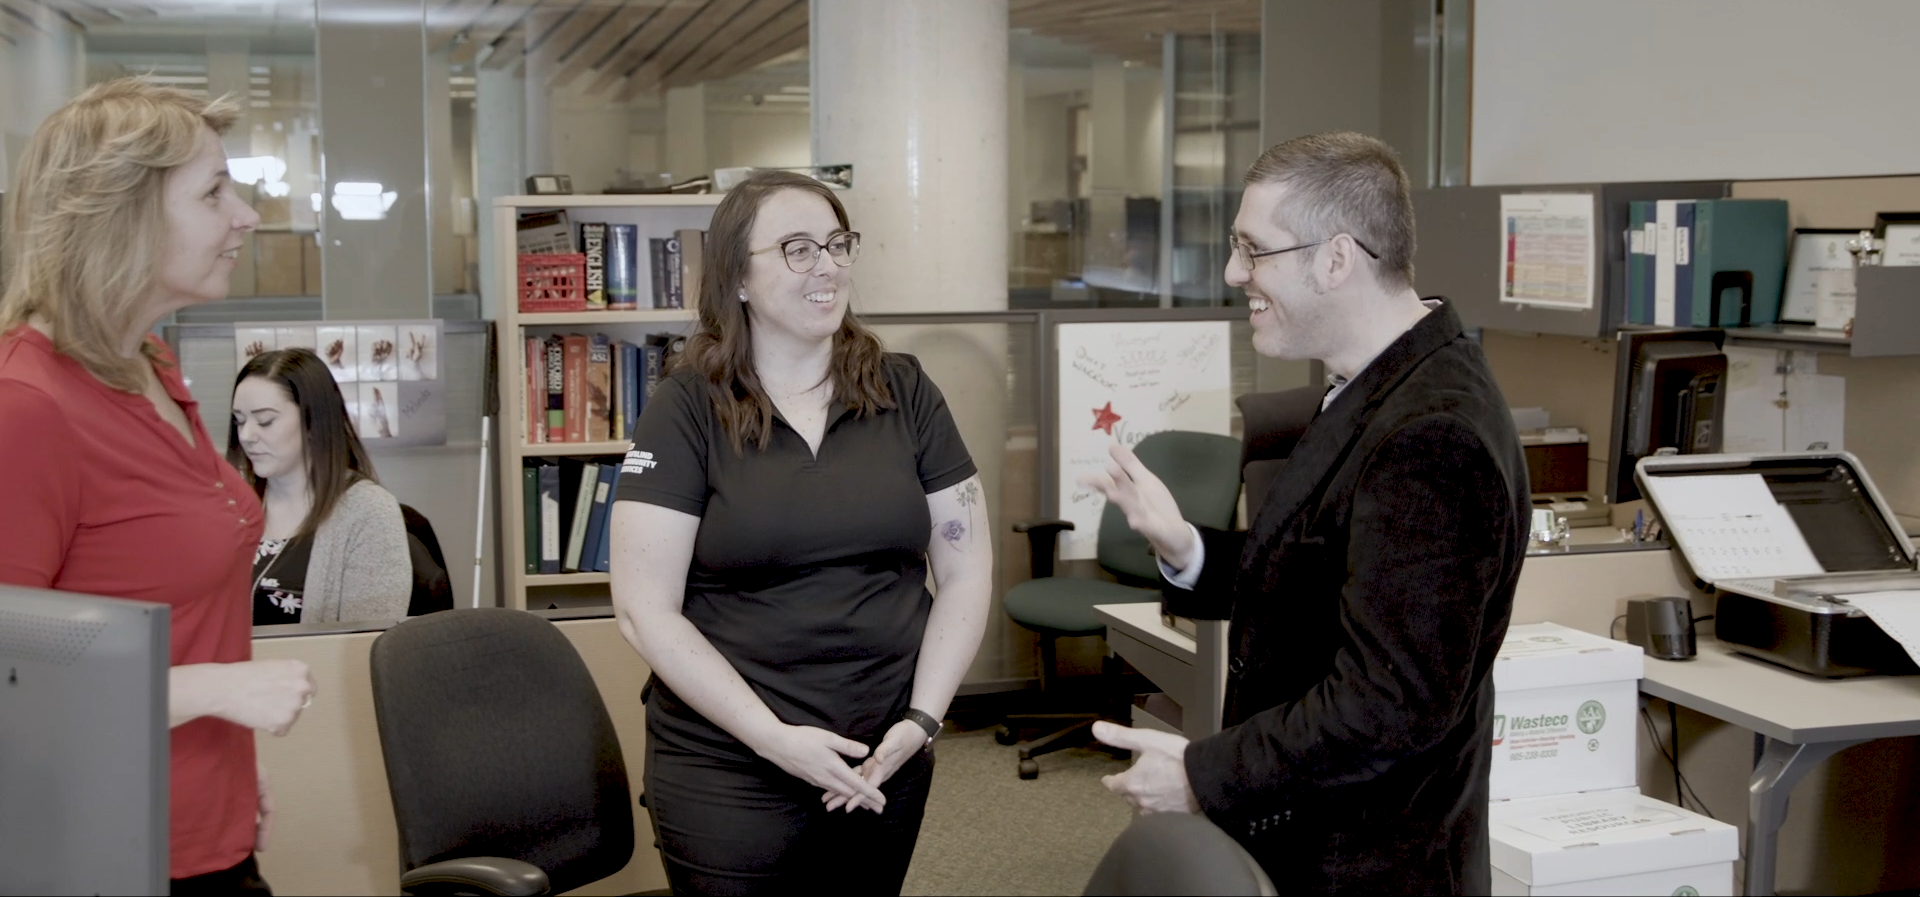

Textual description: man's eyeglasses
[752,232,862,273]
[1228,233,1378,271]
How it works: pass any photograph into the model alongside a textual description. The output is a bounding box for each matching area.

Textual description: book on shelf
[676,228,705,308]
[617,340,643,440]
[521,464,539,574]
[524,337,545,442]
[563,335,590,443]
[537,461,561,574]
[607,224,640,310]
[543,335,566,441]
[1673,201,1697,328]
[586,334,612,442]
[580,463,618,574]
[580,221,608,310]
[648,237,668,309]
[516,210,574,255]
[663,235,684,308]
[563,461,599,572]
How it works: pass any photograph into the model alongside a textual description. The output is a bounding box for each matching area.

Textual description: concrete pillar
[475,66,524,322]
[663,84,706,184]
[1006,60,1027,274]
[1087,58,1128,194]
[316,0,431,319]
[811,0,1019,685]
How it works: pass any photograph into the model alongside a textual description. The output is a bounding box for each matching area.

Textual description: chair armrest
[1012,519,1075,579]
[401,858,550,896]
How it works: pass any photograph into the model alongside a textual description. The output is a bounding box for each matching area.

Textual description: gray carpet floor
[902,725,1135,896]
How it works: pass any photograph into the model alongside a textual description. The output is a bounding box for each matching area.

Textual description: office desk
[1095,602,1226,740]
[1639,638,1920,897]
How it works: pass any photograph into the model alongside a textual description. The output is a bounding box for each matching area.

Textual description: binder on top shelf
[580,222,609,310]
[1688,199,1790,328]
[1672,201,1697,328]
[1653,200,1680,326]
[606,224,640,310]
[1626,201,1653,324]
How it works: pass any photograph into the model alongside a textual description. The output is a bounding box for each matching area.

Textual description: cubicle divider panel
[250,616,666,896]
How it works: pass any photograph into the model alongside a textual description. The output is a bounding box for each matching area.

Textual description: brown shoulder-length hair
[676,170,894,454]
[0,78,240,393]
[227,348,380,541]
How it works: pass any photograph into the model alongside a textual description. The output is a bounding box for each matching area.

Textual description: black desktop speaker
[1626,597,1697,661]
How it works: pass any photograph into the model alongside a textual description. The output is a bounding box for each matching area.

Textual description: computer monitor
[0,585,169,896]
[1605,328,1729,505]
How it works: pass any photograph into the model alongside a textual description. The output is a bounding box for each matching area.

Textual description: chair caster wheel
[1018,758,1039,779]
[995,726,1019,746]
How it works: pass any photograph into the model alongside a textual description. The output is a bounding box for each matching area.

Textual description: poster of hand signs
[1056,321,1233,561]
[233,319,446,446]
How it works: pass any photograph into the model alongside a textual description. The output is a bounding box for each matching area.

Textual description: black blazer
[1169,301,1529,896]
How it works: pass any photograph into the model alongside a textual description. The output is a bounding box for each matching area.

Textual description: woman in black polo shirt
[608,170,993,895]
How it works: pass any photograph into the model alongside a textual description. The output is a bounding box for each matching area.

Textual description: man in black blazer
[1085,131,1528,895]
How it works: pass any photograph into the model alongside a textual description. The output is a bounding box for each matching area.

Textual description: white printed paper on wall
[1499,193,1595,310]
[1056,321,1233,561]
[233,319,447,446]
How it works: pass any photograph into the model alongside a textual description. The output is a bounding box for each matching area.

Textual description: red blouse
[0,325,262,879]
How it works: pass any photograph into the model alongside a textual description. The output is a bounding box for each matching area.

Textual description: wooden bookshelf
[494,193,721,610]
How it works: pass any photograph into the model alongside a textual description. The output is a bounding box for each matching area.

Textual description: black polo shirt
[615,352,976,749]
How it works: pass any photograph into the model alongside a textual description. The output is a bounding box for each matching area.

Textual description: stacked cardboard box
[1488,624,1737,895]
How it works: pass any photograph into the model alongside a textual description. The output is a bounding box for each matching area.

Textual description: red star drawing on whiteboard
[1091,401,1122,434]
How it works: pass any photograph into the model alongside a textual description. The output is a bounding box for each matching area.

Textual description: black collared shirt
[614,352,975,746]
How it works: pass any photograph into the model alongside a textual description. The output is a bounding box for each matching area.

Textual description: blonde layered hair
[0,78,239,392]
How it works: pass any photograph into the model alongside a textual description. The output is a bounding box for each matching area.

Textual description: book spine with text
[586,333,612,442]
[562,334,589,443]
[607,224,639,310]
[543,335,566,441]
[580,222,608,310]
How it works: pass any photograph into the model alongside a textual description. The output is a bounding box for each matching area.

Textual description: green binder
[1627,201,1653,324]
[522,463,540,575]
[1687,199,1789,327]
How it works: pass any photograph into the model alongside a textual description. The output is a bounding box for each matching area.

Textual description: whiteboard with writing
[1056,321,1233,561]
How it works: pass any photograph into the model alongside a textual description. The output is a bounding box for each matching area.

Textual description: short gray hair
[1242,131,1415,291]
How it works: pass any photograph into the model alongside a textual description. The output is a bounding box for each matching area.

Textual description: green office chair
[1001,429,1243,778]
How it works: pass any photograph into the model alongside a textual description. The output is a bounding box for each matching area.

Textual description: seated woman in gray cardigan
[228,348,411,624]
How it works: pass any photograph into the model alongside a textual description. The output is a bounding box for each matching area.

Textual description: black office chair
[1234,385,1324,510]
[369,609,633,896]
[1001,430,1243,778]
[1083,813,1277,896]
[399,504,454,616]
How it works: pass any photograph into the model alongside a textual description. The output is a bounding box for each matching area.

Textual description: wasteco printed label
[1494,699,1608,761]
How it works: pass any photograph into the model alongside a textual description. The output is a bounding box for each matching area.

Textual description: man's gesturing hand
[1094,721,1200,814]
[1077,444,1197,571]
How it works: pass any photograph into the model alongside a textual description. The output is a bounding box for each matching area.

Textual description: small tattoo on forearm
[940,519,966,544]
[957,481,980,508]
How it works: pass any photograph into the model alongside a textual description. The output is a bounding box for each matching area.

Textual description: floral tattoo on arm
[940,480,982,551]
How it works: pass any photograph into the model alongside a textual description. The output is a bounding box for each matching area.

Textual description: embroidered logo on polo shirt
[622,449,657,475]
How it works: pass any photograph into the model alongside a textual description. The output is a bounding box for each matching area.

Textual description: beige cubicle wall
[1515,548,1920,894]
[250,615,666,896]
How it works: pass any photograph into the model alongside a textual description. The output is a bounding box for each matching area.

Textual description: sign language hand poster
[1055,321,1233,561]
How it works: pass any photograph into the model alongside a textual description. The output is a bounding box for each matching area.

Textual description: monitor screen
[1605,328,1729,504]
[0,585,169,895]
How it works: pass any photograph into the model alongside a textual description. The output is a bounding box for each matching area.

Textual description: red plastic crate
[517,253,587,313]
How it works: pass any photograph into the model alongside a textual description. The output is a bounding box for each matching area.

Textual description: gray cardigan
[301,479,412,622]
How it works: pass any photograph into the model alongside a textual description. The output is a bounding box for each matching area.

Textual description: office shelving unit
[491,193,719,610]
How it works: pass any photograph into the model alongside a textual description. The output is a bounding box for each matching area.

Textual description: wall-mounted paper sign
[233,319,446,446]
[1499,193,1595,310]
[1055,321,1233,561]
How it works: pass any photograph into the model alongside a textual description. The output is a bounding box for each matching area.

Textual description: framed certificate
[1876,211,1920,267]
[1780,228,1856,324]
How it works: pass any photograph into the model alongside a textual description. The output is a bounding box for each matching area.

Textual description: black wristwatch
[901,708,941,750]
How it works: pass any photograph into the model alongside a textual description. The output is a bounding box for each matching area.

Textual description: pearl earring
[738,288,748,303]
